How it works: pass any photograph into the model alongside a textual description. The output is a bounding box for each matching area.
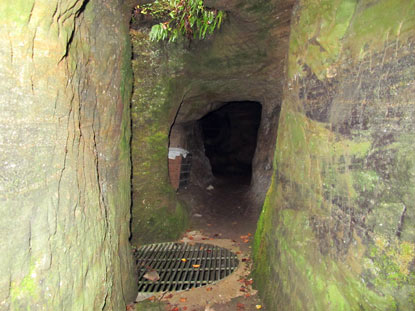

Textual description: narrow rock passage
[179,178,265,311]
[131,177,265,311]
[181,176,258,245]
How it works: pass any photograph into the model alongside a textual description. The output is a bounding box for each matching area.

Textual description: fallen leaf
[243,239,249,243]
[126,304,134,310]
[181,258,187,262]
[192,264,201,268]
[183,307,188,310]
[148,296,156,301]
[143,270,160,282]
[206,287,213,291]
[244,293,250,298]
[247,233,252,237]
[171,307,179,311]
[164,294,173,299]
[256,305,262,309]
[180,298,187,302]
[236,302,245,309]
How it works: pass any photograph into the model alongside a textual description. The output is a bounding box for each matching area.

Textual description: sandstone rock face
[176,0,295,207]
[128,0,415,308]
[130,28,190,246]
[129,0,295,244]
[253,0,415,309]
[0,0,136,310]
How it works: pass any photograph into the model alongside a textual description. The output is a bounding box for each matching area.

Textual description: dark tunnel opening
[198,101,262,184]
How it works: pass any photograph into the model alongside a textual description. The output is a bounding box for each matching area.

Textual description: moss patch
[10,264,39,309]
[130,29,189,246]
[253,1,415,306]
[288,0,357,79]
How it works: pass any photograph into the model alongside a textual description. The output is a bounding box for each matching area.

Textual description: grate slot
[192,245,204,287]
[170,243,190,291]
[148,243,173,292]
[210,246,217,282]
[179,247,192,291]
[136,242,239,292]
[158,244,181,292]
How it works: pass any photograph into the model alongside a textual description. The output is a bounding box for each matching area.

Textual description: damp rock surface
[130,27,190,246]
[129,0,295,246]
[253,0,415,310]
[0,0,136,310]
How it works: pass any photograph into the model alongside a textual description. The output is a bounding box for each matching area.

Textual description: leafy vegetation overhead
[133,0,225,42]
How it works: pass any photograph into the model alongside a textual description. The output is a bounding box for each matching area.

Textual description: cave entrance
[167,101,262,194]
[167,100,263,225]
[199,101,262,184]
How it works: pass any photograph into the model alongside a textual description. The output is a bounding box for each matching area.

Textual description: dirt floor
[129,176,266,311]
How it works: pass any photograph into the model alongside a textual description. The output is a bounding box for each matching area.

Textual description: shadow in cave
[177,101,262,227]
[200,101,262,185]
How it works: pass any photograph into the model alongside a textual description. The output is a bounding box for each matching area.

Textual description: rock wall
[130,28,190,246]
[0,0,136,310]
[130,0,294,243]
[253,0,415,309]
[176,0,294,207]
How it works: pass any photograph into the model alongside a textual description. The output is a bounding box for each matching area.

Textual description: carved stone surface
[0,1,136,309]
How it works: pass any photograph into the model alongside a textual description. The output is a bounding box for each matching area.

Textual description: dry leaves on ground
[143,270,160,282]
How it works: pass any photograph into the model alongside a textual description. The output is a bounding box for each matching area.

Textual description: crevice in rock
[396,203,407,239]
[27,2,35,24]
[59,0,90,62]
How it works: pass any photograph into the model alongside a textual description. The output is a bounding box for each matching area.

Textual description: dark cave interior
[198,101,262,183]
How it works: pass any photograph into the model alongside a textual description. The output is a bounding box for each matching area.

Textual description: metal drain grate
[135,242,239,292]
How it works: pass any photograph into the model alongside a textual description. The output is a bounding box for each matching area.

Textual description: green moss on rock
[347,0,415,58]
[288,0,357,79]
[10,264,39,309]
[130,29,189,246]
[253,0,415,309]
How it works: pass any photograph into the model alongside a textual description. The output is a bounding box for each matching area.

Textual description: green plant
[134,0,225,42]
